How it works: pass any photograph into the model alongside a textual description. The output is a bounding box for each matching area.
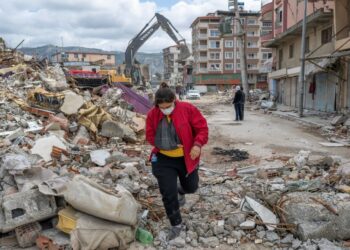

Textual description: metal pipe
[298,0,308,117]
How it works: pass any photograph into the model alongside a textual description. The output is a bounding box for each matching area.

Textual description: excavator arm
[124,13,190,85]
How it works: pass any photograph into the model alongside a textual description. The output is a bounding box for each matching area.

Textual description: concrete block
[15,222,42,248]
[281,192,350,241]
[0,189,57,233]
[331,115,348,126]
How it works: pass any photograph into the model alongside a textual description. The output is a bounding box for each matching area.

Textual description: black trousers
[152,153,199,226]
[234,103,243,120]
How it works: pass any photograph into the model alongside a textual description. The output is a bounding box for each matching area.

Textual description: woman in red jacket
[146,83,208,240]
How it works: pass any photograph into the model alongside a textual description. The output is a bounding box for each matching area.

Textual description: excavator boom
[124,13,190,85]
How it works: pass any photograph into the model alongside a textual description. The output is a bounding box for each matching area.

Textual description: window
[225,40,234,48]
[237,63,241,69]
[321,27,332,44]
[289,44,294,58]
[236,53,240,59]
[240,18,245,25]
[209,63,220,70]
[247,31,256,37]
[248,74,255,80]
[247,41,257,48]
[279,10,283,23]
[262,52,272,60]
[209,30,220,37]
[247,64,257,69]
[225,52,233,59]
[248,53,256,59]
[209,41,220,48]
[210,52,220,60]
[74,53,78,59]
[305,36,310,53]
[247,19,256,25]
[107,55,111,59]
[278,49,283,69]
[225,63,234,70]
[82,53,86,58]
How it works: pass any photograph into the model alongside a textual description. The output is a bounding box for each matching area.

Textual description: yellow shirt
[159,116,184,157]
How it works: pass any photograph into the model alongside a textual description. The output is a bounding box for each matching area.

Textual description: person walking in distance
[240,86,246,121]
[232,85,243,121]
[146,82,209,240]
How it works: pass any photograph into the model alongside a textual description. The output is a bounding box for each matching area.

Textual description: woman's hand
[190,145,201,160]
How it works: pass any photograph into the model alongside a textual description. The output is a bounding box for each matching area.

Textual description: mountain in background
[19,45,164,74]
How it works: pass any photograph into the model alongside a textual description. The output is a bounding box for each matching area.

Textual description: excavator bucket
[178,44,191,61]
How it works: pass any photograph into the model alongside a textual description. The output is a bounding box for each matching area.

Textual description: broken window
[289,44,294,58]
[321,27,332,45]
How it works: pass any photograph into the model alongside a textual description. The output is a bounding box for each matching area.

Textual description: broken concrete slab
[293,150,310,168]
[331,115,348,126]
[241,196,278,231]
[281,192,350,241]
[0,189,57,233]
[100,120,137,142]
[5,128,25,141]
[345,118,350,127]
[90,149,111,166]
[3,153,31,175]
[60,90,84,115]
[31,135,67,162]
[306,155,334,169]
[319,142,345,147]
[73,126,90,145]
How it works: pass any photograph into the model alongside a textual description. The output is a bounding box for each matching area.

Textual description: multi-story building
[334,0,350,111]
[191,9,272,92]
[51,51,116,66]
[163,45,184,88]
[264,0,338,112]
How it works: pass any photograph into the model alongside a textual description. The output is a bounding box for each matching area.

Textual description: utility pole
[234,0,248,95]
[298,0,307,117]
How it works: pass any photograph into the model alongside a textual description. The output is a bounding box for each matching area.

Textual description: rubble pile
[0,47,158,249]
[148,151,350,249]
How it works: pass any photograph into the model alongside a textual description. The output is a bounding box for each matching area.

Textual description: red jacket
[146,100,209,174]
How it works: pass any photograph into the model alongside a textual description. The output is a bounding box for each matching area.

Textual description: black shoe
[167,224,184,240]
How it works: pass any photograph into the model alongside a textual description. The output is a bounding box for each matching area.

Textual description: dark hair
[155,82,176,106]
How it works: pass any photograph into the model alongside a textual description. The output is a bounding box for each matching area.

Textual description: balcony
[198,33,207,39]
[208,68,221,72]
[199,56,208,62]
[261,32,273,42]
[199,45,208,50]
[198,68,208,73]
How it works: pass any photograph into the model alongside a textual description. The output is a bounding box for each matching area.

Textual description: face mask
[160,104,175,115]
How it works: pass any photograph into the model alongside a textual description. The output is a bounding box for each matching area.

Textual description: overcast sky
[1,0,261,53]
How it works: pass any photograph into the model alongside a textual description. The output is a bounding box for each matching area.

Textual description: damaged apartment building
[264,0,350,113]
[190,8,272,92]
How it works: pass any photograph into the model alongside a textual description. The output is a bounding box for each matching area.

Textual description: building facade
[191,10,272,92]
[51,51,116,66]
[163,45,184,87]
[334,0,350,111]
[264,0,340,112]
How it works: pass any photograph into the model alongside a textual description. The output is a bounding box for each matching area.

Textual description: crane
[124,13,191,85]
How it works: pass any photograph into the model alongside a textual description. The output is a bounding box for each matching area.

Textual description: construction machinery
[124,13,191,85]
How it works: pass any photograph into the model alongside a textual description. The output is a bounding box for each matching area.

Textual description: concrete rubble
[1,41,350,249]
